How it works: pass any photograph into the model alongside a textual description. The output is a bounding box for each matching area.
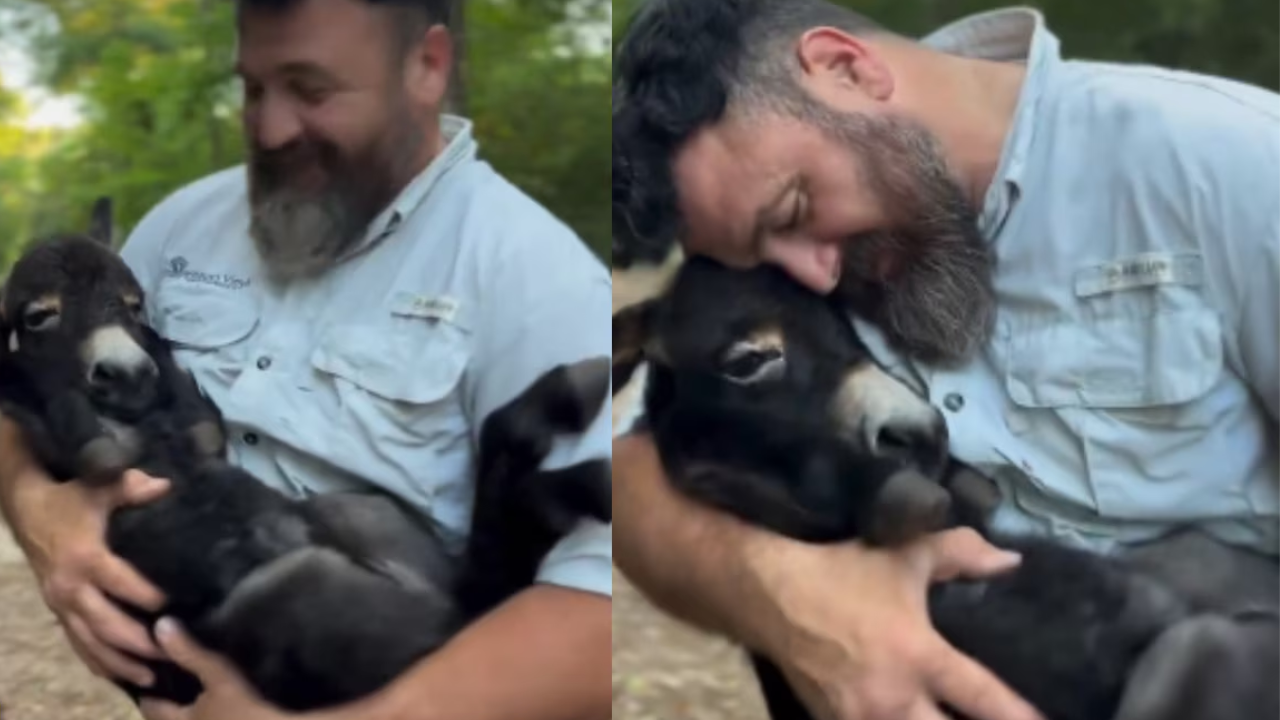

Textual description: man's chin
[248,197,365,282]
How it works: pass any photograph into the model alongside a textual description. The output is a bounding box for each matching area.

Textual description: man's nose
[250,94,305,151]
[763,237,843,294]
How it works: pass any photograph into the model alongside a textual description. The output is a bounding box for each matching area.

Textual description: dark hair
[612,0,885,265]
[235,0,452,50]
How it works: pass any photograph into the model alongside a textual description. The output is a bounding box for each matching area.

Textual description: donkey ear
[0,284,11,358]
[612,299,656,395]
[88,197,114,247]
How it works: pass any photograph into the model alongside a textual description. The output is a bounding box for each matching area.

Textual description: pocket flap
[154,283,260,349]
[1005,309,1223,409]
[310,322,469,405]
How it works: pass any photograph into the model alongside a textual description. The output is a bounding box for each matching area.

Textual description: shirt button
[256,356,272,370]
[943,393,965,412]
[244,432,259,445]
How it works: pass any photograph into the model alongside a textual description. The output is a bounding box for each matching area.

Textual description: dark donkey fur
[0,200,613,711]
[612,255,1278,720]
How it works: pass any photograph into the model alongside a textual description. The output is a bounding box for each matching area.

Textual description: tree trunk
[446,0,467,116]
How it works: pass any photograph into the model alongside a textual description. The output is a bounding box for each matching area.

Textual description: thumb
[918,527,1022,583]
[112,470,171,508]
[154,617,230,681]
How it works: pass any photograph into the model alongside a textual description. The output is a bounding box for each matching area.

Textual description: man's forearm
[611,432,795,655]
[320,584,611,720]
[0,415,47,531]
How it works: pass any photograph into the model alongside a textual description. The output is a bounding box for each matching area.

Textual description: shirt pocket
[152,281,261,386]
[1002,307,1245,521]
[308,316,473,454]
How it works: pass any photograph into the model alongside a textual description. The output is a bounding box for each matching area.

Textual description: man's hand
[612,433,1044,720]
[751,527,1045,720]
[11,468,171,686]
[138,618,301,720]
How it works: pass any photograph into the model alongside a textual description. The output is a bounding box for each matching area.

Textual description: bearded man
[0,1,612,719]
[611,2,1279,720]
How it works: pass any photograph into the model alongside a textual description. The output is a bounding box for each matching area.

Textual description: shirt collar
[920,7,1061,239]
[352,113,479,253]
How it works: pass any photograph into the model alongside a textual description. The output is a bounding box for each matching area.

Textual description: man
[0,0,612,718]
[611,1,1278,719]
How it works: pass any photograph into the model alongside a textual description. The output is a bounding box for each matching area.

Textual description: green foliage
[0,0,611,264]
[612,0,1279,91]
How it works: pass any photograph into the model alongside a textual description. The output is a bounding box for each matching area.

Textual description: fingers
[154,617,237,684]
[61,622,112,679]
[77,585,165,660]
[109,469,171,508]
[924,643,1046,720]
[64,612,156,688]
[916,527,1022,584]
[137,697,188,720]
[908,699,955,720]
[94,551,167,612]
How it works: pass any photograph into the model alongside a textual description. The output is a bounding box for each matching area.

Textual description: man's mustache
[251,142,339,186]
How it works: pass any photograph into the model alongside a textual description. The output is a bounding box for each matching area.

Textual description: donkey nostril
[872,420,949,478]
[90,362,121,386]
[875,426,920,456]
[89,359,157,388]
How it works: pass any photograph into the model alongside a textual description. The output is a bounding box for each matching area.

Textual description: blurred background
[0,0,611,267]
[609,1,1278,719]
[0,2,608,719]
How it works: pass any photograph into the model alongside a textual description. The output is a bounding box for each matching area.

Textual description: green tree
[0,0,612,263]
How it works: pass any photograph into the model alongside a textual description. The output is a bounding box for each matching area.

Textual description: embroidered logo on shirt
[1074,252,1203,298]
[166,257,252,290]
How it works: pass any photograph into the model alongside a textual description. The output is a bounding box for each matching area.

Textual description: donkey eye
[721,346,785,385]
[22,308,60,332]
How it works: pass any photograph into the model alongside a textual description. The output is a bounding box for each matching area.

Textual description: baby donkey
[0,202,612,712]
[613,256,1278,720]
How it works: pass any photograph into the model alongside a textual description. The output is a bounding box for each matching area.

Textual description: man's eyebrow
[748,177,798,256]
[234,61,338,83]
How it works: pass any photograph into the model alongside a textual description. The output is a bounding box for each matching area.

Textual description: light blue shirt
[616,7,1279,559]
[120,116,613,597]
[854,7,1278,556]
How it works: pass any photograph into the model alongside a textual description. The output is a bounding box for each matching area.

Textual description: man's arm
[610,430,1045,720]
[0,415,170,686]
[364,215,614,719]
[309,584,609,720]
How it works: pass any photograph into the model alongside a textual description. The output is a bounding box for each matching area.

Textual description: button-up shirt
[120,115,613,597]
[852,7,1278,556]
[617,7,1279,559]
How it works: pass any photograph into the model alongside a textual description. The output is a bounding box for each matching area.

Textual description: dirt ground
[0,521,141,720]
[612,567,770,719]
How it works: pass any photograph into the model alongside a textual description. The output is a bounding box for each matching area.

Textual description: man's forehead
[671,120,784,258]
[237,0,385,61]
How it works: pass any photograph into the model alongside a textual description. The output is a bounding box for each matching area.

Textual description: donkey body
[612,256,1278,720]
[0,218,612,711]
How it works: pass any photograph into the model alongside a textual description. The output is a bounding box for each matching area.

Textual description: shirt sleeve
[462,217,613,599]
[1195,102,1280,422]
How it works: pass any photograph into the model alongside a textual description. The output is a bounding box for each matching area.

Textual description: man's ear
[613,299,656,394]
[88,197,114,247]
[795,27,895,104]
[403,23,454,112]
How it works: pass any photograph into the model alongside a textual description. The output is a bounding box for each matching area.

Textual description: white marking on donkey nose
[81,326,156,383]
[833,363,944,451]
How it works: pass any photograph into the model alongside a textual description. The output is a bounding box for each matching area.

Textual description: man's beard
[803,103,998,367]
[246,111,422,282]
